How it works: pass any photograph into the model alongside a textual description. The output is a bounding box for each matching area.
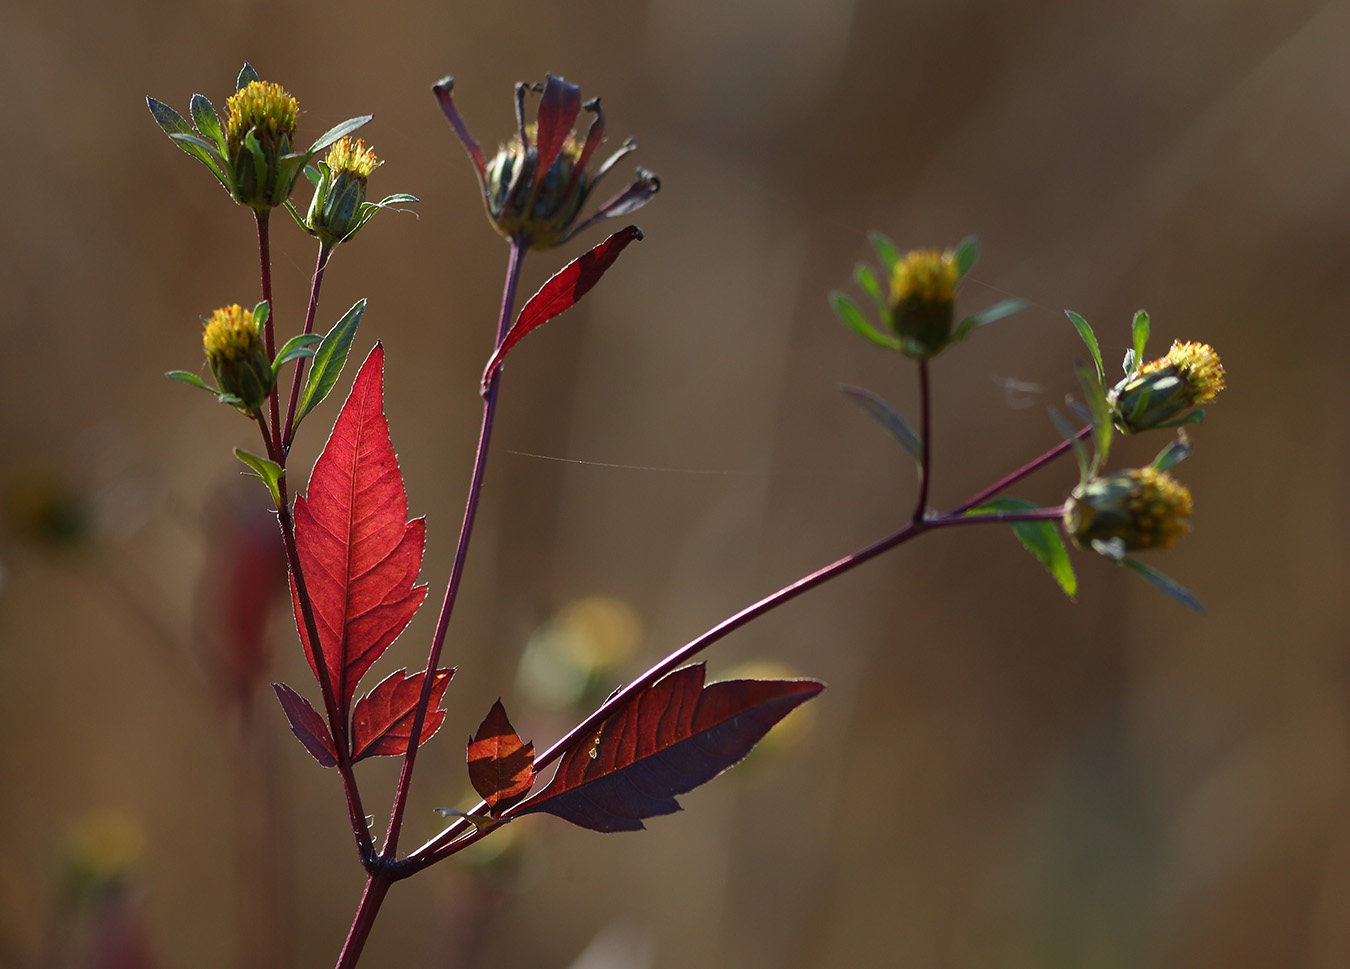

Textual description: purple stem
[914,359,932,522]
[379,236,528,860]
[255,211,282,459]
[333,870,393,969]
[282,242,334,453]
[950,424,1092,515]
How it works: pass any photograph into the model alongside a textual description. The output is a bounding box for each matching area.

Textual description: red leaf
[532,75,582,191]
[350,668,454,762]
[273,682,339,767]
[467,700,536,812]
[480,225,644,391]
[511,665,823,832]
[291,344,428,715]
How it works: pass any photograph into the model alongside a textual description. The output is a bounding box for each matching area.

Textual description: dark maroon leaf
[480,225,644,392]
[350,668,454,762]
[532,75,582,190]
[467,700,536,813]
[273,682,339,767]
[510,665,823,832]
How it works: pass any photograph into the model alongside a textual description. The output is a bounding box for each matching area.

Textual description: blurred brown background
[2,0,1347,967]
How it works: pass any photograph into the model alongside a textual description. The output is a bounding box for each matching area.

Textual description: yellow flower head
[224,80,298,154]
[202,304,273,414]
[1065,466,1194,552]
[889,249,958,309]
[1138,341,1225,404]
[202,304,261,360]
[325,136,382,180]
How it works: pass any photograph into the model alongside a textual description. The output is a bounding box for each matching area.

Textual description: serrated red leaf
[273,682,339,767]
[511,665,823,832]
[291,344,428,715]
[350,667,454,762]
[467,700,535,813]
[480,225,643,391]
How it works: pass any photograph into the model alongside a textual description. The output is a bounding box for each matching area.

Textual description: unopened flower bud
[203,304,273,415]
[888,249,959,359]
[306,136,382,245]
[224,80,300,210]
[485,126,588,249]
[1109,341,1225,432]
[1064,467,1193,552]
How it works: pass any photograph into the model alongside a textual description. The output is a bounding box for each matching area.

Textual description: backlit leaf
[1065,311,1104,384]
[291,344,428,716]
[467,700,536,813]
[350,668,454,762]
[296,299,366,431]
[481,226,643,392]
[511,665,824,832]
[830,292,900,351]
[839,384,922,465]
[968,498,1076,598]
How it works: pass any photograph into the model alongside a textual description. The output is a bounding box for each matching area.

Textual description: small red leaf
[291,344,428,716]
[467,700,536,812]
[350,668,455,762]
[481,225,643,391]
[532,75,582,191]
[273,682,338,767]
[511,665,823,832]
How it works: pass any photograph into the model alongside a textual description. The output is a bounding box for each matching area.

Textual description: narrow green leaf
[234,447,285,506]
[252,301,270,328]
[308,115,372,155]
[1151,433,1192,472]
[237,63,261,91]
[189,94,225,153]
[282,198,308,231]
[296,299,366,429]
[1074,360,1112,471]
[166,370,215,393]
[374,193,419,206]
[273,333,323,371]
[953,236,979,279]
[166,132,229,184]
[303,163,324,187]
[853,263,885,310]
[1065,311,1104,384]
[954,298,1027,341]
[1051,409,1090,485]
[868,231,901,275]
[830,292,899,351]
[1118,555,1204,614]
[148,98,192,136]
[969,498,1077,598]
[839,385,922,465]
[1131,310,1150,372]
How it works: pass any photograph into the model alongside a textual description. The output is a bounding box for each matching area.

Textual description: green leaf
[1051,409,1090,485]
[308,115,373,155]
[252,301,270,328]
[853,263,886,310]
[234,448,284,506]
[1156,409,1206,430]
[148,98,192,137]
[868,231,901,275]
[282,198,308,231]
[1131,310,1150,373]
[1151,433,1192,472]
[829,292,899,351]
[303,164,324,187]
[189,94,226,153]
[274,333,323,371]
[165,133,229,185]
[295,299,366,430]
[1118,555,1204,614]
[236,63,261,91]
[953,236,979,279]
[166,370,215,393]
[1065,310,1104,385]
[839,384,922,465]
[953,298,1027,341]
[1074,360,1112,471]
[969,498,1076,599]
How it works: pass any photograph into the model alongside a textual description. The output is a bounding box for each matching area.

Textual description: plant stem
[914,359,932,522]
[380,236,528,860]
[260,421,375,862]
[333,870,393,969]
[949,424,1091,515]
[255,210,282,459]
[282,242,334,454]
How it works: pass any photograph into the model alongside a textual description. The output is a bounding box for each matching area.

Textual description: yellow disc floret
[889,250,958,309]
[202,304,260,360]
[325,136,382,180]
[224,80,299,153]
[1138,341,1225,404]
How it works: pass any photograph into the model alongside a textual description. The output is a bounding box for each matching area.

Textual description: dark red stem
[950,424,1092,515]
[282,242,334,453]
[914,359,932,521]
[255,211,282,459]
[379,236,528,859]
[332,870,393,969]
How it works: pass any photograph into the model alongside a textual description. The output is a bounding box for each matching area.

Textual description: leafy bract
[968,498,1076,599]
[511,665,824,833]
[830,292,900,350]
[468,700,536,813]
[291,344,428,715]
[351,668,454,762]
[481,225,644,392]
[1065,311,1104,385]
[233,447,285,506]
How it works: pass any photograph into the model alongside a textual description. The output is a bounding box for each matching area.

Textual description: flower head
[224,80,298,156]
[433,74,660,249]
[300,136,408,249]
[1109,340,1225,433]
[888,249,959,358]
[1063,466,1193,552]
[203,304,273,415]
